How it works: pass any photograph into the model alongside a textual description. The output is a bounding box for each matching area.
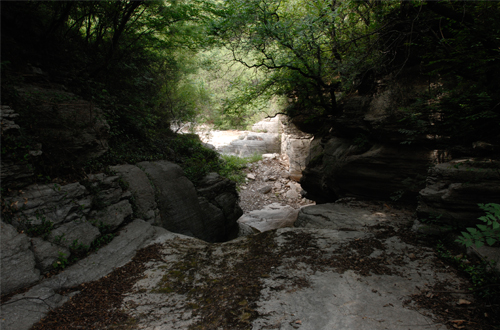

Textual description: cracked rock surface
[18,201,498,330]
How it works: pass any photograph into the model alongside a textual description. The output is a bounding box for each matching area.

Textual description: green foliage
[69,239,91,261]
[90,233,116,251]
[53,234,66,245]
[169,134,221,183]
[437,242,500,299]
[23,215,54,240]
[52,252,69,270]
[218,154,256,184]
[208,0,401,120]
[457,204,500,248]
[419,213,443,226]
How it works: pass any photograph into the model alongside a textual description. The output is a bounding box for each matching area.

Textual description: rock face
[15,86,110,165]
[48,221,101,248]
[4,182,92,226]
[1,171,136,290]
[0,220,172,330]
[1,105,42,188]
[31,237,71,273]
[137,161,208,239]
[417,159,500,227]
[299,71,453,204]
[301,137,433,203]
[220,132,281,157]
[111,164,160,224]
[280,116,314,181]
[137,161,241,242]
[93,200,134,231]
[1,222,41,294]
[251,115,281,133]
[1,159,243,295]
[237,202,299,234]
[196,172,243,241]
[296,203,390,230]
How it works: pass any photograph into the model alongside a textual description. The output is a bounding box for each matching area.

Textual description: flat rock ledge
[3,201,482,330]
[0,220,177,330]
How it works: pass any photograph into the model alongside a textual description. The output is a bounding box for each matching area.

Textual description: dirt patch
[31,244,164,330]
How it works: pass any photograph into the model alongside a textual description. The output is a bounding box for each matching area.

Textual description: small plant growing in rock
[53,234,66,245]
[69,239,90,261]
[52,252,68,269]
[21,213,54,239]
[456,203,500,248]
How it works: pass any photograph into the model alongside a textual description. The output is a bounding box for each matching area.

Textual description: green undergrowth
[218,153,262,185]
[436,242,500,301]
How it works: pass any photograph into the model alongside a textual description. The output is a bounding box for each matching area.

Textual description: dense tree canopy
[207,0,500,140]
[2,0,499,162]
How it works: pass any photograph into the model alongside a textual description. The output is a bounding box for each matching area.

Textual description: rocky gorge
[2,88,499,329]
[2,2,500,329]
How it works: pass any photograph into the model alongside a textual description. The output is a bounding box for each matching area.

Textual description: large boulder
[110,164,160,224]
[137,161,208,240]
[237,203,299,233]
[1,222,41,294]
[417,159,500,227]
[301,137,433,203]
[196,172,243,241]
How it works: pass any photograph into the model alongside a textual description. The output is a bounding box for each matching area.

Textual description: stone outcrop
[219,132,281,157]
[1,159,243,295]
[251,115,281,133]
[417,159,500,227]
[298,71,453,204]
[1,105,42,188]
[48,221,100,248]
[93,200,134,231]
[110,164,160,224]
[196,172,243,241]
[31,237,70,273]
[280,116,314,181]
[1,222,41,295]
[4,182,92,226]
[137,161,208,239]
[15,86,109,165]
[1,173,136,289]
[237,202,299,234]
[301,137,433,203]
[0,220,172,330]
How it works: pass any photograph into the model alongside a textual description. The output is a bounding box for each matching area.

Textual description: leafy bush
[457,203,500,248]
